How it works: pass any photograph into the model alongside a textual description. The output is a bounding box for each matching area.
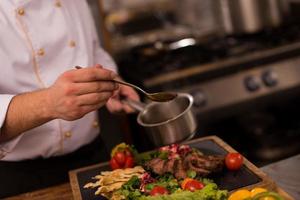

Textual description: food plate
[69,136,276,200]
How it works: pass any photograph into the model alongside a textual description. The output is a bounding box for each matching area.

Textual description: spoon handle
[75,66,147,95]
[113,79,147,95]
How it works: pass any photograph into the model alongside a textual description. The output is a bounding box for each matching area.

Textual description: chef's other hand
[106,81,140,114]
[47,65,119,120]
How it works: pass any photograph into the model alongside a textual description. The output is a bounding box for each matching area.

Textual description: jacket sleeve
[0,94,14,131]
[0,94,21,159]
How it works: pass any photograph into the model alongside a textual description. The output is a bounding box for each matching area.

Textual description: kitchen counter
[261,154,300,200]
[5,155,299,200]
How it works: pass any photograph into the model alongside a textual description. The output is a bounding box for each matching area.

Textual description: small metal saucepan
[125,93,197,147]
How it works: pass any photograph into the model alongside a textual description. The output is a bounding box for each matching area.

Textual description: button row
[17,1,74,58]
[63,121,99,139]
[17,1,62,16]
[35,40,76,57]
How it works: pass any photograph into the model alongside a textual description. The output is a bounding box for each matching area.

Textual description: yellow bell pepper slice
[229,189,251,200]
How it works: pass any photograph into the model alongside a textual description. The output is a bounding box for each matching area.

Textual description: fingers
[107,97,136,114]
[120,85,140,101]
[66,66,117,82]
[106,98,124,113]
[80,102,107,114]
[122,104,136,113]
[106,84,141,114]
[74,81,119,95]
[77,92,113,106]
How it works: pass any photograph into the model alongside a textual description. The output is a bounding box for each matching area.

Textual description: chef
[0,0,139,197]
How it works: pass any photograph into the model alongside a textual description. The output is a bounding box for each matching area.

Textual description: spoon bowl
[112,79,177,102]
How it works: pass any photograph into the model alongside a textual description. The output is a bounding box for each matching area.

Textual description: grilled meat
[174,159,187,179]
[146,158,165,175]
[164,158,177,173]
[183,153,224,176]
[144,152,224,179]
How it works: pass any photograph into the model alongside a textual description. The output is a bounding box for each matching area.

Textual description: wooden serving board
[69,136,284,200]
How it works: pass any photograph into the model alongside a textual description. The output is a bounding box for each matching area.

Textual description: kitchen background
[87,0,300,166]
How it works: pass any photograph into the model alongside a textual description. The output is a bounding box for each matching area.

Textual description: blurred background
[87,0,300,167]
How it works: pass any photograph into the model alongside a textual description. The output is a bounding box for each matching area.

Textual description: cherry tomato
[110,157,121,170]
[150,186,169,196]
[181,178,204,192]
[124,156,135,168]
[110,145,136,169]
[114,152,126,166]
[181,178,193,189]
[225,153,243,170]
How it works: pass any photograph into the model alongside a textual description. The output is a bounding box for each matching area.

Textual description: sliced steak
[163,158,176,173]
[183,153,225,176]
[174,159,187,179]
[183,153,210,176]
[145,158,166,175]
[194,155,224,172]
[144,151,225,179]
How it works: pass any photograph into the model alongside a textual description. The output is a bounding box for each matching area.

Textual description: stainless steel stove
[116,23,300,166]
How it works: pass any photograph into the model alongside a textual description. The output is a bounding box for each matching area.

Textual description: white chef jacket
[0,0,117,161]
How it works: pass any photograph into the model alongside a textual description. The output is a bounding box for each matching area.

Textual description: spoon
[112,79,177,102]
[75,66,177,102]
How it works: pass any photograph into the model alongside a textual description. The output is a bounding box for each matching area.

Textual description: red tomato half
[182,178,204,192]
[124,156,135,168]
[114,152,126,166]
[225,153,243,170]
[110,157,121,170]
[150,186,169,196]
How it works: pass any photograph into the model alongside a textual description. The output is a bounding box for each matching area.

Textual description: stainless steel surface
[128,93,197,146]
[123,99,146,112]
[102,0,226,54]
[135,35,217,57]
[219,0,288,34]
[261,154,300,200]
[155,38,197,51]
[113,79,177,102]
[179,56,300,115]
[144,40,300,87]
[175,0,224,36]
[137,39,300,116]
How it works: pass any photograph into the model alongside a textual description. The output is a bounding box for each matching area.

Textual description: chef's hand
[106,81,140,114]
[47,65,119,120]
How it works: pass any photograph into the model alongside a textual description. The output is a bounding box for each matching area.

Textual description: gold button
[92,121,99,128]
[37,48,45,56]
[69,40,76,48]
[55,1,62,7]
[17,8,25,16]
[64,131,72,138]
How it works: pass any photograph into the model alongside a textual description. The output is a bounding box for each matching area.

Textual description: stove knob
[262,70,278,87]
[191,90,206,107]
[244,76,261,92]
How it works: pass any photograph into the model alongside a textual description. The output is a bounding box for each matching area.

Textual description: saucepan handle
[122,99,146,112]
